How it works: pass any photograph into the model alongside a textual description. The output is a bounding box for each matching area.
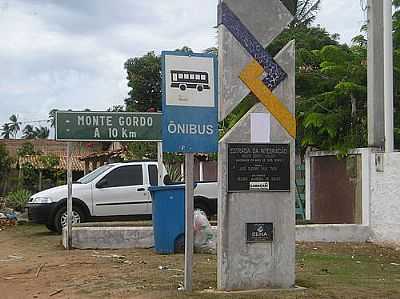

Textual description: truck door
[146,164,159,214]
[92,165,150,216]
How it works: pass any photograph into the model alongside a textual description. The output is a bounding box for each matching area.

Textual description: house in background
[0,140,103,195]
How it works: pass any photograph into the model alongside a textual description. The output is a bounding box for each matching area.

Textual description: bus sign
[162,51,218,153]
[170,70,210,92]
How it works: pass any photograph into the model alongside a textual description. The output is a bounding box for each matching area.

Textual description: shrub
[20,162,39,193]
[165,163,183,183]
[6,189,32,212]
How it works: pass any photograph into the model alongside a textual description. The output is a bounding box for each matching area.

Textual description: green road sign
[56,111,162,141]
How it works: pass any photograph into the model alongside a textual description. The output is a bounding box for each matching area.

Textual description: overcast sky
[0,0,365,133]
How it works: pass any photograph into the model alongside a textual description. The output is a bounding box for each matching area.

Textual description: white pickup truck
[26,161,217,233]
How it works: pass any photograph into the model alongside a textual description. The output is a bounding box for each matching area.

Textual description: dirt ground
[1,224,400,299]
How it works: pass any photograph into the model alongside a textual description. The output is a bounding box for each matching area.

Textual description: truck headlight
[30,197,52,204]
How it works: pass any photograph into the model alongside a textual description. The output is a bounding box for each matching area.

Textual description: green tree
[124,47,192,159]
[22,125,50,139]
[22,125,35,139]
[290,0,321,27]
[34,126,50,139]
[20,162,39,193]
[124,51,161,112]
[1,123,12,139]
[123,52,162,158]
[124,47,194,112]
[176,46,193,54]
[0,144,12,194]
[297,41,367,154]
[204,47,218,55]
[16,142,37,157]
[8,114,21,138]
[48,109,58,128]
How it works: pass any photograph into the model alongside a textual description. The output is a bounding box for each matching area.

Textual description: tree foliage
[1,123,11,139]
[289,0,322,28]
[296,36,367,154]
[124,47,196,113]
[8,114,21,138]
[124,51,162,112]
[0,144,12,193]
[1,114,21,139]
[48,109,58,128]
[16,142,38,157]
[22,125,50,139]
[22,125,35,139]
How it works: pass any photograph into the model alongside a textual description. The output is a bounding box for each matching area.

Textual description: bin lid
[148,184,197,192]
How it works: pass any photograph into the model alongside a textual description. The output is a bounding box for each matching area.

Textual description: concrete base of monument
[63,223,374,250]
[200,286,307,294]
[62,225,155,249]
[62,223,218,250]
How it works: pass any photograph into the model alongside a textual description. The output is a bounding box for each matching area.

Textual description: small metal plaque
[228,143,290,192]
[246,223,274,243]
[375,153,384,173]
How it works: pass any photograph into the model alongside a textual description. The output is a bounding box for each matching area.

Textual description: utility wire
[19,119,49,125]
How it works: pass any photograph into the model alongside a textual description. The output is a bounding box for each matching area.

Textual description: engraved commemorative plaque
[228,143,290,192]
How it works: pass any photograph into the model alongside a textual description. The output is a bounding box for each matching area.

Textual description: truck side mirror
[96,179,108,189]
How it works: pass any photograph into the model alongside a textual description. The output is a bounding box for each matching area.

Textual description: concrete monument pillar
[217,0,296,290]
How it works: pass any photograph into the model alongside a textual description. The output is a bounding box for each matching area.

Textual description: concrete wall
[63,226,154,249]
[296,224,371,243]
[369,152,400,242]
[305,149,400,244]
[64,225,373,250]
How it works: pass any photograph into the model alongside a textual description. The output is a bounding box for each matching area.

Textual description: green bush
[165,163,183,183]
[6,189,32,212]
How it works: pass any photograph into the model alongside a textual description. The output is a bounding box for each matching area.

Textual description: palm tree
[8,114,21,139]
[1,123,12,139]
[34,126,50,139]
[286,0,322,28]
[204,47,218,55]
[22,125,36,139]
[48,109,58,128]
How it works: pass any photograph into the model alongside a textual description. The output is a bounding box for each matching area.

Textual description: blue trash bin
[149,185,186,254]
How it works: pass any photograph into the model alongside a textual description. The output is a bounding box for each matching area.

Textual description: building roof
[19,153,85,172]
[0,139,102,158]
[79,146,128,162]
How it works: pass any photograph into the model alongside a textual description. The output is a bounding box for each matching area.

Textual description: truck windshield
[77,164,114,184]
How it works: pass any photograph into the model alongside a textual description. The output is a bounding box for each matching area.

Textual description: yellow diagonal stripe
[240,60,296,138]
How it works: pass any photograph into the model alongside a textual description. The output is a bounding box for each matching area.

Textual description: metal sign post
[161,51,218,292]
[157,142,163,186]
[184,153,194,291]
[66,142,73,250]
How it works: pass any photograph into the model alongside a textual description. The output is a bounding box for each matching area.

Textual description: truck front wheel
[54,206,85,234]
[46,223,57,233]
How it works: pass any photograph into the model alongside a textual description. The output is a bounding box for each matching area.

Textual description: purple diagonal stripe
[219,2,287,90]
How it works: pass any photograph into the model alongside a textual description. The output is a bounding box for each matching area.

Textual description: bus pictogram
[170,70,210,92]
